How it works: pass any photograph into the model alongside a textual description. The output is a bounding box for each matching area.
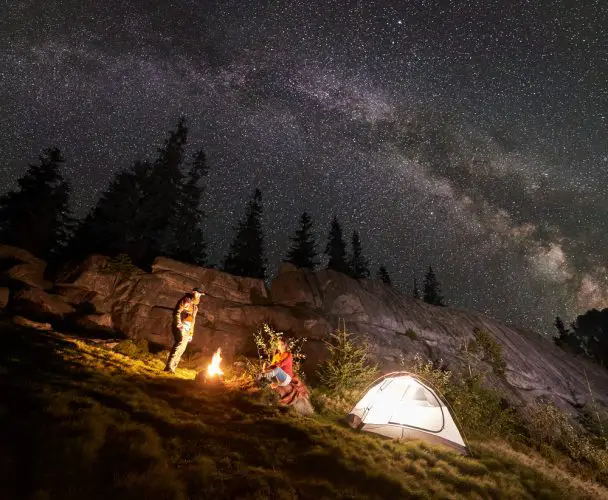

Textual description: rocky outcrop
[0,245,52,289]
[11,288,76,320]
[53,255,323,359]
[2,246,607,412]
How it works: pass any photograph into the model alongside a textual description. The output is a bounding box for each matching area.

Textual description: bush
[100,253,139,280]
[402,353,516,441]
[579,403,608,446]
[316,324,378,393]
[404,329,418,341]
[524,402,608,461]
[467,327,507,376]
[449,375,516,439]
[404,353,452,394]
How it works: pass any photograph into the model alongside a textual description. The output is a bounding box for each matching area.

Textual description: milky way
[2,1,607,333]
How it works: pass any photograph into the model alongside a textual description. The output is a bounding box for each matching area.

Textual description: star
[1,0,606,334]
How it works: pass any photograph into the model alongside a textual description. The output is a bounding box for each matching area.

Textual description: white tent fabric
[347,372,468,454]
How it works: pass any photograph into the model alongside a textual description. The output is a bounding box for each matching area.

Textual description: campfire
[206,347,224,379]
[195,347,224,386]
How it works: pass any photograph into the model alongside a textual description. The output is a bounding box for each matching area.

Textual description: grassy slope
[1,325,607,500]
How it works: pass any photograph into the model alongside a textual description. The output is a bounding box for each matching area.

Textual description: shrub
[402,353,515,441]
[468,327,507,376]
[253,323,307,375]
[523,401,608,482]
[316,323,378,392]
[407,354,451,391]
[404,329,418,341]
[100,253,139,280]
[448,375,516,439]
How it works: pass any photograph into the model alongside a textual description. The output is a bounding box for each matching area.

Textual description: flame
[206,347,224,377]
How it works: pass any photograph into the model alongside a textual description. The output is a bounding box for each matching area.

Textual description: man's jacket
[173,293,199,331]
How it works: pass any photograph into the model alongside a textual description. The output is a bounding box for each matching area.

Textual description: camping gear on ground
[346,372,468,455]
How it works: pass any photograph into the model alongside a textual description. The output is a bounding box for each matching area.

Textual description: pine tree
[423,266,445,306]
[377,266,391,285]
[412,278,421,299]
[316,320,378,391]
[165,150,208,265]
[324,216,349,274]
[67,161,151,261]
[349,231,370,279]
[285,211,319,270]
[222,189,266,279]
[136,117,188,264]
[0,147,72,258]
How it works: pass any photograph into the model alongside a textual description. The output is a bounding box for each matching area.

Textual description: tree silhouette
[553,315,583,354]
[67,161,151,262]
[412,278,421,299]
[377,266,391,285]
[136,117,189,264]
[222,189,266,279]
[349,231,370,279]
[165,150,208,265]
[423,266,445,306]
[285,211,318,270]
[554,316,569,337]
[570,308,608,365]
[324,216,350,274]
[0,147,72,259]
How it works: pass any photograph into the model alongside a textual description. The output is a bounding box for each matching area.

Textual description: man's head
[192,287,205,302]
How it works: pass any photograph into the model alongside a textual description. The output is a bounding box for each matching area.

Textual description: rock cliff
[1,245,607,411]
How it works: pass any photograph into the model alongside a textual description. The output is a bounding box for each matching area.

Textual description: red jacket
[270,352,293,377]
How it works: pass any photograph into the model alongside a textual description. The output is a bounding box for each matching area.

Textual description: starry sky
[2,0,607,334]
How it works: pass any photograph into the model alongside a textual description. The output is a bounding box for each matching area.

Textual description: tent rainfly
[346,372,468,455]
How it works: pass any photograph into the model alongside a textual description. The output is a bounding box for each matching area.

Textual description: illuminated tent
[346,372,468,454]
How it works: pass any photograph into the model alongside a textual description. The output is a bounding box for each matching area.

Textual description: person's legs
[165,326,190,372]
[260,366,292,386]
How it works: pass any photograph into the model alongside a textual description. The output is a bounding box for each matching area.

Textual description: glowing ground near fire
[1,324,606,500]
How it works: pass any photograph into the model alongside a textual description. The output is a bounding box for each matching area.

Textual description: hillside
[1,321,607,500]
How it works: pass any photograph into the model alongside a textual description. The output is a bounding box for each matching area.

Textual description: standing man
[164,287,205,373]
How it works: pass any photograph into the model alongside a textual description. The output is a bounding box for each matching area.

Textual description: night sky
[2,1,607,333]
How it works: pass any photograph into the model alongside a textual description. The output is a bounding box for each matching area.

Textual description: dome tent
[346,372,468,455]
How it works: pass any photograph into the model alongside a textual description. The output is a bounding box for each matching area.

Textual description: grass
[1,324,607,500]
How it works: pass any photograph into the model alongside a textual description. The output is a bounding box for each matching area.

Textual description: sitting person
[258,338,293,388]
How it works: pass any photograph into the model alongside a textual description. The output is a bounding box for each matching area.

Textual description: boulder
[0,245,40,265]
[12,315,52,331]
[291,397,315,416]
[153,256,269,304]
[56,254,133,299]
[12,288,76,320]
[270,267,321,307]
[73,313,114,332]
[7,261,52,289]
[0,287,8,310]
